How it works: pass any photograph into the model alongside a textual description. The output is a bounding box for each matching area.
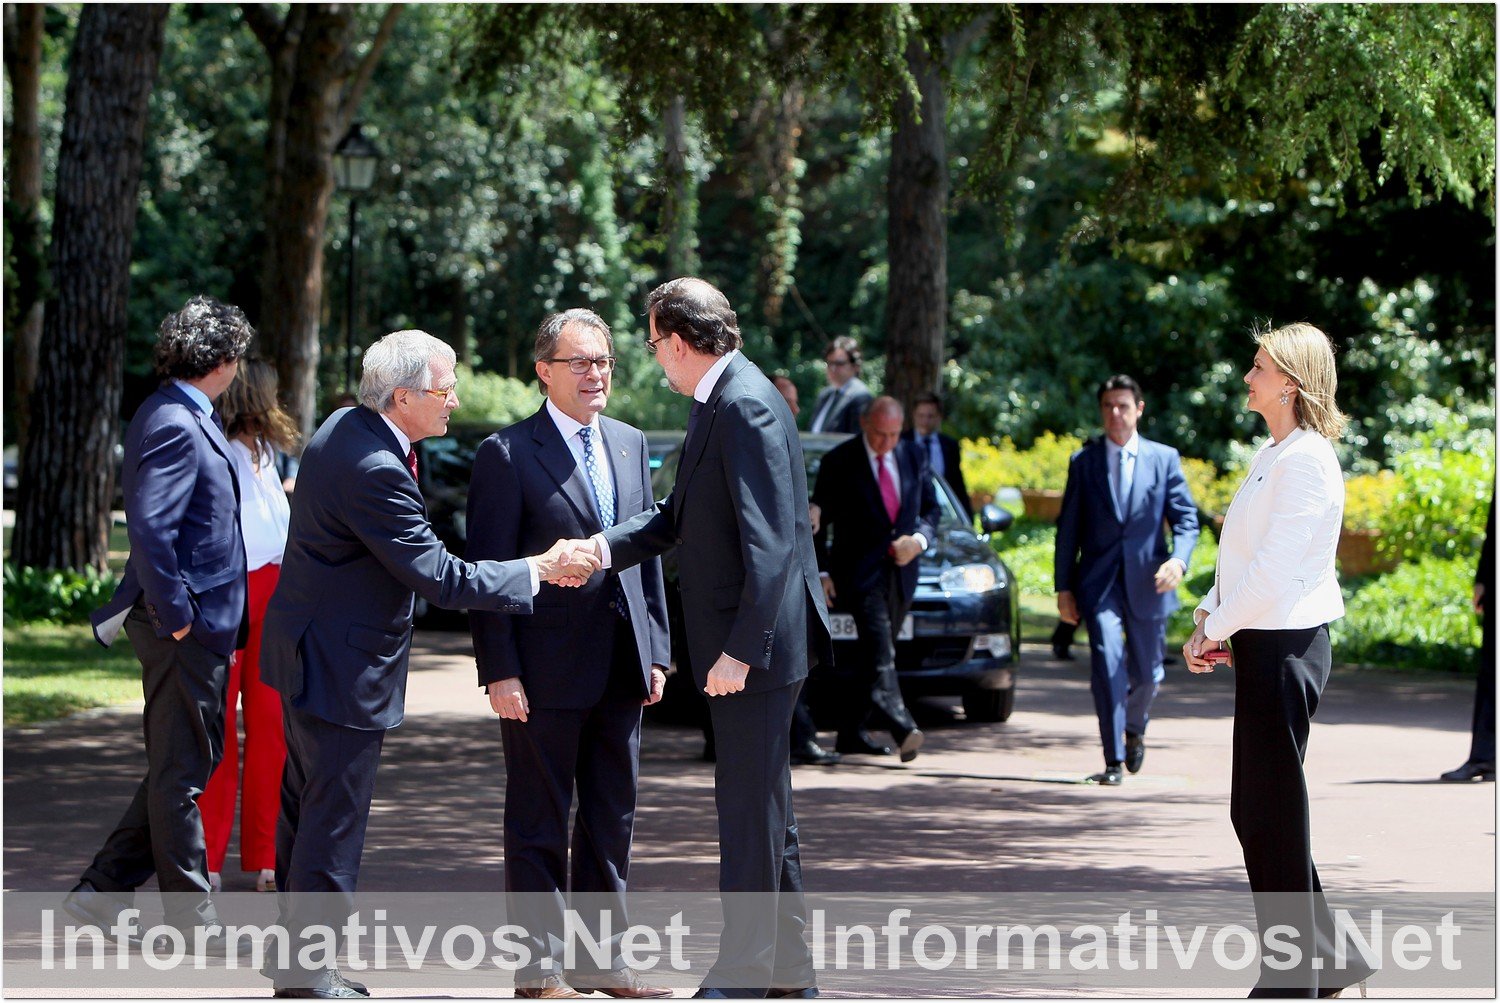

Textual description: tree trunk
[243,2,400,436]
[882,35,949,411]
[12,4,168,572]
[4,3,47,460]
[661,94,699,278]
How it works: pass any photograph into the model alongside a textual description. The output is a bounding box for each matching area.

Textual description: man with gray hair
[260,329,599,999]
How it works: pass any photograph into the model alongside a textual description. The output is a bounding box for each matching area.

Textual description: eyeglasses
[543,356,616,375]
[644,333,670,356]
[825,357,853,368]
[412,386,457,401]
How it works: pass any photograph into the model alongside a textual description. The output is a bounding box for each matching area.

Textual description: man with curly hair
[67,296,255,955]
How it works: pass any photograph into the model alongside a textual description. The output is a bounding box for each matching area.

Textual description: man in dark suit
[1054,374,1199,786]
[260,329,598,999]
[903,392,971,521]
[806,336,873,434]
[68,297,253,953]
[466,309,672,999]
[813,396,938,763]
[1442,496,1494,781]
[565,277,832,997]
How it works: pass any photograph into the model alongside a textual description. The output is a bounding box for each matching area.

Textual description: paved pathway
[4,631,1493,997]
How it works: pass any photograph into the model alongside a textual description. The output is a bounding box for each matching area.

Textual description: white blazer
[1197,425,1345,642]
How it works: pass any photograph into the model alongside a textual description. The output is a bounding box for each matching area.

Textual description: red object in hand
[1204,649,1232,663]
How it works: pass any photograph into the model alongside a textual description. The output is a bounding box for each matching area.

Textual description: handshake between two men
[531,537,604,587]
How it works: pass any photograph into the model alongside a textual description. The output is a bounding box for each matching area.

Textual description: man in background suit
[813,396,938,763]
[903,392,971,522]
[260,330,597,999]
[565,277,832,997]
[806,336,872,434]
[68,297,253,954]
[467,309,672,999]
[1054,374,1199,786]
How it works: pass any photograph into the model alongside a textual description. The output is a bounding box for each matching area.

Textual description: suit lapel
[1124,441,1152,522]
[599,418,639,516]
[531,409,602,530]
[858,446,890,528]
[1089,441,1121,524]
[161,383,239,502]
[674,354,745,524]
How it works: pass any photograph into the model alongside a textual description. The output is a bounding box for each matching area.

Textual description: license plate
[828,613,913,641]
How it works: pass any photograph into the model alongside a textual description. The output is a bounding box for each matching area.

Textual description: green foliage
[453,367,540,427]
[1333,558,1482,672]
[1181,456,1241,520]
[961,432,1084,497]
[3,563,116,624]
[1375,423,1494,562]
[1342,472,1399,533]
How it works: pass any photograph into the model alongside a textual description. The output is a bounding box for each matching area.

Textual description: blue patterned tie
[578,426,627,618]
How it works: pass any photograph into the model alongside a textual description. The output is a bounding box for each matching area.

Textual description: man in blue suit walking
[1054,375,1199,786]
[69,297,254,952]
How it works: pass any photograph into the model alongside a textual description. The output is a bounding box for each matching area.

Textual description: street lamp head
[333,122,381,193]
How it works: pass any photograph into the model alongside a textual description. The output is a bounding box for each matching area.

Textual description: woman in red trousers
[203,359,298,892]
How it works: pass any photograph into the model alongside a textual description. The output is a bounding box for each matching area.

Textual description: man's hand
[644,665,667,706]
[808,503,822,535]
[1153,559,1185,594]
[1182,621,1227,674]
[171,624,192,641]
[535,538,601,585]
[705,653,750,697]
[821,576,836,606]
[1057,590,1079,626]
[487,678,529,722]
[890,535,924,567]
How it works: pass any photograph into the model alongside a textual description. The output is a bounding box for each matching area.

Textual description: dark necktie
[686,398,707,442]
[578,426,629,619]
[406,448,419,482]
[211,410,225,432]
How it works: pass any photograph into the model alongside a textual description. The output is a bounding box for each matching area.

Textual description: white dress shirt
[1196,425,1345,642]
[230,440,290,570]
[545,399,613,493]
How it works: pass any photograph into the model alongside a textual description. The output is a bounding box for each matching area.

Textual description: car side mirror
[979,503,1013,535]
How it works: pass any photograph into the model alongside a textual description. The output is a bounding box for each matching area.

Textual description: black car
[418,425,1020,723]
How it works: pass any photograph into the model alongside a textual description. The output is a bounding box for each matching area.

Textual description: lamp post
[332,122,380,394]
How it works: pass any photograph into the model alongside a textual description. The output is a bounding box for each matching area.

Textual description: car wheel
[962,686,1015,723]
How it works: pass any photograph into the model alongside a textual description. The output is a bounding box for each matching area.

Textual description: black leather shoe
[159,925,256,960]
[835,731,894,756]
[1125,732,1145,774]
[62,881,141,942]
[274,969,370,998]
[790,741,841,766]
[1088,764,1123,786]
[897,728,924,763]
[1441,760,1495,782]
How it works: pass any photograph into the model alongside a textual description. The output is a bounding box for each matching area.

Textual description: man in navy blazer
[565,277,832,996]
[1055,374,1199,785]
[813,396,940,762]
[903,392,972,521]
[260,329,598,998]
[806,336,873,434]
[68,297,253,949]
[466,309,671,999]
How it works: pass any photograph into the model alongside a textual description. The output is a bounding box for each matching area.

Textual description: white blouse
[230,439,291,571]
[1196,425,1345,642]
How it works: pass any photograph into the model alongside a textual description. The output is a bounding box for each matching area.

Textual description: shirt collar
[378,412,412,457]
[693,349,738,404]
[545,398,599,441]
[172,380,213,416]
[1106,432,1140,459]
[863,438,892,469]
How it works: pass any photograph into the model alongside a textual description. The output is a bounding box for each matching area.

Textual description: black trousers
[1466,599,1495,765]
[703,680,813,992]
[841,571,917,743]
[501,620,644,981]
[1230,626,1372,997]
[272,700,386,987]
[82,605,228,929]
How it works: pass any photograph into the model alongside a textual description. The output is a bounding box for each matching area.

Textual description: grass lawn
[3,623,141,727]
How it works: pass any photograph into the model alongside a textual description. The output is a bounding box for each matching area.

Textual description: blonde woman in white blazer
[1184,323,1373,998]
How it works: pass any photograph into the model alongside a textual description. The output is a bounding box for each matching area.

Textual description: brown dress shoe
[515,974,587,998]
[568,968,673,998]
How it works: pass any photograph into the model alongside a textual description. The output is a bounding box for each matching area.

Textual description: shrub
[3,563,117,625]
[961,432,1083,500]
[1334,557,1482,672]
[1375,422,1494,562]
[454,366,540,426]
[1342,471,1399,532]
[1181,456,1241,519]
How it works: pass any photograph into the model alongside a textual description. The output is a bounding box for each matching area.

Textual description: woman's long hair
[216,359,301,459]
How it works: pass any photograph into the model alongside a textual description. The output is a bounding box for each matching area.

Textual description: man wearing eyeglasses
[806,336,872,434]
[466,309,671,999]
[260,329,599,999]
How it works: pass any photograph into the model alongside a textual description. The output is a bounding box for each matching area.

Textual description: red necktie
[406,448,419,481]
[878,454,899,523]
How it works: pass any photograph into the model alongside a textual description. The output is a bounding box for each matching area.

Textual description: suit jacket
[92,382,248,657]
[812,436,939,607]
[1054,434,1199,620]
[604,353,832,694]
[807,376,873,434]
[261,406,534,731]
[903,428,971,519]
[466,407,670,709]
